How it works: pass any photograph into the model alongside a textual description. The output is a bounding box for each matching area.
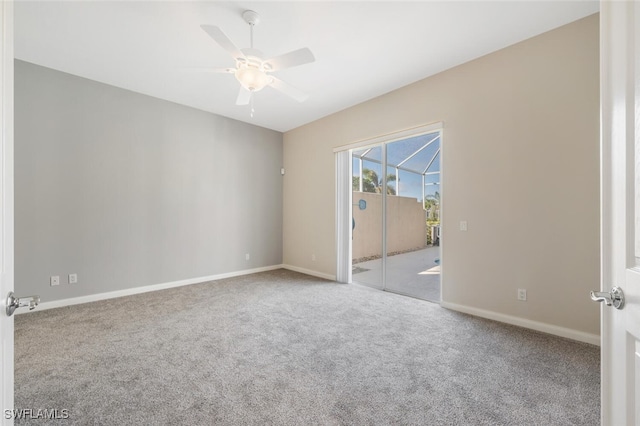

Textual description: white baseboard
[281,264,336,281]
[20,264,285,314]
[440,301,600,346]
[21,267,596,346]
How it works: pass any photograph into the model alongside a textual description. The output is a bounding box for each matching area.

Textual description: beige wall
[352,192,426,260]
[283,15,600,337]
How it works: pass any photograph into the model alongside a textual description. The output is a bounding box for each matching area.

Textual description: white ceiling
[14,1,599,133]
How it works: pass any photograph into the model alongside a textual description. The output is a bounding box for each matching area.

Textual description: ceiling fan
[200,10,315,110]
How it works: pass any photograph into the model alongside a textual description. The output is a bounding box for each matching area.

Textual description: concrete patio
[352,246,441,302]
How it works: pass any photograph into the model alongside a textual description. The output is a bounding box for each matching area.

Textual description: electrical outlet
[50,276,60,286]
[517,288,527,301]
[312,254,316,262]
[69,273,78,284]
[245,253,250,261]
[460,221,468,231]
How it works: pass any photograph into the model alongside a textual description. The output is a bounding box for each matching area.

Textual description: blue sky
[352,133,441,202]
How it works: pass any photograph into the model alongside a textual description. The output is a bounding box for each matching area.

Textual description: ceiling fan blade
[269,77,309,103]
[264,48,315,71]
[200,25,246,62]
[236,87,252,106]
[181,67,235,74]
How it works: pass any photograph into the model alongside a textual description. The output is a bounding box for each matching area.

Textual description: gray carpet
[14,269,599,425]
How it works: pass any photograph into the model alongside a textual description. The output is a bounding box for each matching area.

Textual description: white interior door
[0,1,14,424]
[600,1,640,424]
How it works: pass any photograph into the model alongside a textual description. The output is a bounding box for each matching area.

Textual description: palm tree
[352,172,377,193]
[424,191,440,221]
[358,168,396,195]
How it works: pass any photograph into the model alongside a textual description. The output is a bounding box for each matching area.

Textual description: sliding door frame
[334,122,443,291]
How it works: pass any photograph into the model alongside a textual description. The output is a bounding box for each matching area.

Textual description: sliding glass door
[351,145,383,289]
[349,130,441,302]
[384,133,441,301]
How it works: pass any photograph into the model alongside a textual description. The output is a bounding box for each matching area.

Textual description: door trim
[0,0,14,422]
[332,122,443,153]
[335,151,352,283]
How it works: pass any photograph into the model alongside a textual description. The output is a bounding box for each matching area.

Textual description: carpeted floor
[14,269,599,425]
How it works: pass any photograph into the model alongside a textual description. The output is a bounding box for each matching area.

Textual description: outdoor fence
[352,192,427,260]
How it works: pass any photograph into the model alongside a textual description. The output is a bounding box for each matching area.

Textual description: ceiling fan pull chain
[250,94,255,118]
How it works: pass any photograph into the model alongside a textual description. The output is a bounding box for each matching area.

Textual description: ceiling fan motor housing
[242,10,261,26]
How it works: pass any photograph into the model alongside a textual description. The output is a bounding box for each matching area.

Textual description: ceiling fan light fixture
[235,65,270,92]
[200,9,314,105]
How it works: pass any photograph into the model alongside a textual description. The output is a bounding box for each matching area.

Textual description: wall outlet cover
[517,289,527,301]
